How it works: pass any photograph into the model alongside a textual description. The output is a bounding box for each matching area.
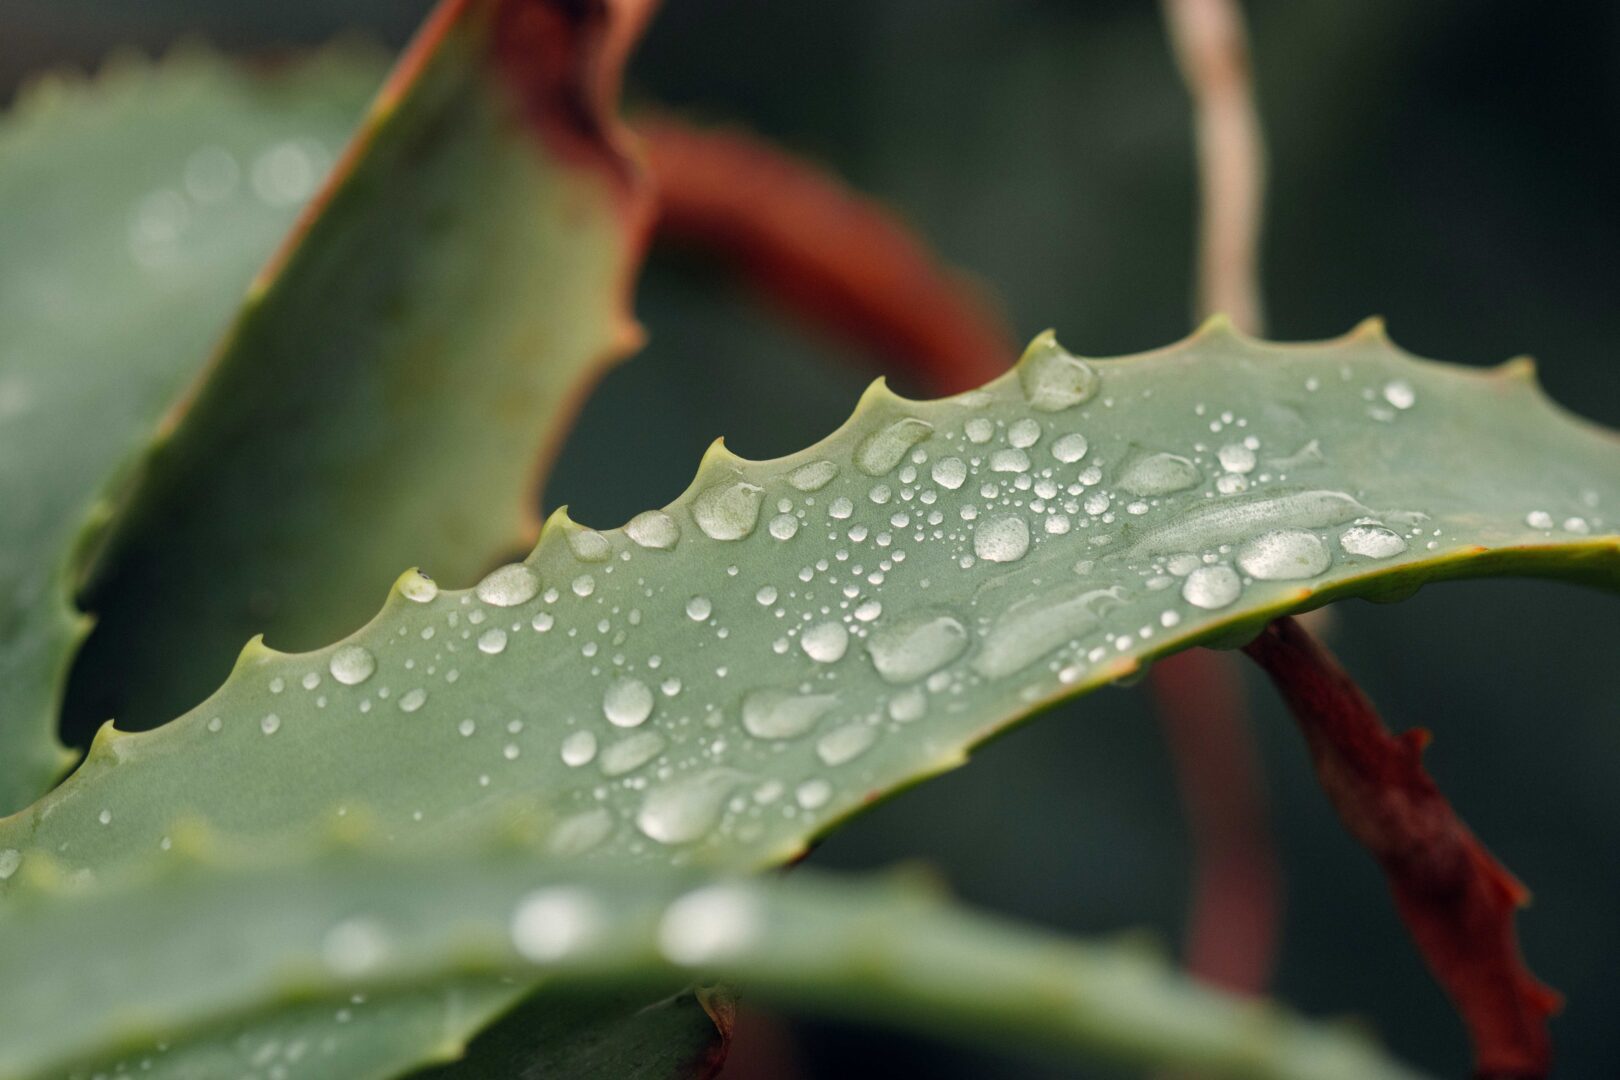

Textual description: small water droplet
[855,417,934,476]
[626,509,681,549]
[98,808,112,825]
[866,613,970,683]
[1018,333,1099,411]
[1052,433,1089,463]
[603,677,655,727]
[1218,443,1257,474]
[261,713,282,735]
[600,731,666,776]
[768,513,800,540]
[817,723,876,766]
[1525,510,1553,530]
[399,571,439,603]
[965,418,995,443]
[476,564,540,607]
[789,460,839,491]
[931,457,968,490]
[572,574,596,597]
[560,730,598,766]
[458,718,477,737]
[693,478,764,540]
[756,585,779,606]
[511,887,598,961]
[1339,524,1407,559]
[478,628,508,655]
[989,448,1030,473]
[741,689,839,739]
[636,770,739,844]
[800,621,850,663]
[399,688,428,713]
[0,850,19,880]
[974,515,1030,562]
[796,778,833,809]
[1237,529,1331,580]
[686,596,713,621]
[329,645,376,686]
[1182,565,1242,609]
[322,918,389,976]
[1382,379,1416,410]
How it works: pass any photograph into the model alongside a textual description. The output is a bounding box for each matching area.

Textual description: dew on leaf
[973,584,1126,678]
[476,563,540,607]
[511,887,598,961]
[1118,452,1201,496]
[329,645,376,686]
[626,509,681,549]
[1237,529,1331,580]
[603,678,655,728]
[974,515,1030,563]
[693,479,764,540]
[931,457,968,490]
[817,723,876,766]
[636,770,739,845]
[566,528,611,563]
[398,571,439,603]
[478,628,508,655]
[788,460,839,491]
[800,621,850,663]
[658,885,762,964]
[866,613,970,683]
[855,417,934,476]
[560,730,597,767]
[1182,565,1242,609]
[600,732,666,776]
[1018,333,1099,411]
[1052,433,1089,463]
[1339,524,1407,559]
[741,689,839,740]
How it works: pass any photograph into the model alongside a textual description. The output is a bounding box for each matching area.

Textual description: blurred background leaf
[5,1,1618,1076]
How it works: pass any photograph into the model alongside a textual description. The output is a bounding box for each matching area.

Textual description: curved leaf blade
[0,844,1424,1080]
[0,46,381,811]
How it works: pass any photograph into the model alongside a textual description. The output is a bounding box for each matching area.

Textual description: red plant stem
[642,116,1282,996]
[1244,616,1559,1079]
[639,119,1011,391]
[1151,649,1280,992]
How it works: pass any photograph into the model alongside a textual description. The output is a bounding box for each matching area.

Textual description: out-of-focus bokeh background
[7,1,1618,1076]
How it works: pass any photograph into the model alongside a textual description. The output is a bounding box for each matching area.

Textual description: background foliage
[6,1,1618,1076]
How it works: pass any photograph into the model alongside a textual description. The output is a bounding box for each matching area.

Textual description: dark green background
[7,1,1617,1076]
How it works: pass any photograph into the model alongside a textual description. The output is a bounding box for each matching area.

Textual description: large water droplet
[511,887,598,961]
[1052,433,1089,463]
[626,509,680,549]
[658,885,762,964]
[801,621,850,663]
[1237,529,1331,580]
[789,460,839,491]
[603,677,654,727]
[741,689,839,739]
[931,457,968,490]
[1182,565,1241,609]
[566,528,611,563]
[478,628,508,655]
[560,730,598,767]
[855,417,934,476]
[1124,490,1373,556]
[866,613,970,683]
[636,770,739,844]
[329,645,376,686]
[974,515,1030,562]
[817,723,876,766]
[476,563,540,607]
[1118,453,1201,496]
[973,583,1126,678]
[693,479,764,540]
[1018,332,1099,411]
[399,571,438,603]
[1339,524,1407,559]
[600,731,666,776]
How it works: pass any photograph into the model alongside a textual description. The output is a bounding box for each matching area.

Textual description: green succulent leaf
[2,324,1614,1076]
[62,0,655,744]
[0,842,1425,1080]
[0,45,381,812]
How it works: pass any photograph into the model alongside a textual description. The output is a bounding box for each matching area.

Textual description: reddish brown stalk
[1244,616,1559,1079]
[1150,649,1280,992]
[640,119,1011,391]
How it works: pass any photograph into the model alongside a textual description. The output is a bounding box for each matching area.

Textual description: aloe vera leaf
[62,0,655,740]
[0,843,1426,1080]
[0,46,381,812]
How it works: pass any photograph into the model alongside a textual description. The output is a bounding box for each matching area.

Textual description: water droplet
[600,731,666,776]
[1008,418,1042,448]
[1218,443,1257,474]
[768,513,800,540]
[476,564,540,607]
[98,808,112,825]
[1382,379,1416,410]
[399,571,439,603]
[931,457,968,490]
[261,713,282,735]
[829,496,855,520]
[974,515,1030,562]
[1564,516,1592,535]
[329,645,376,686]
[1118,453,1201,496]
[1182,565,1242,609]
[855,417,934,476]
[973,584,1126,678]
[1052,433,1089,463]
[1237,529,1331,580]
[990,448,1030,473]
[1339,524,1407,559]
[322,918,389,976]
[399,688,428,713]
[572,574,596,597]
[659,885,762,964]
[626,509,681,549]
[867,613,970,683]
[756,585,779,606]
[478,628,508,655]
[741,689,839,739]
[693,479,764,540]
[0,850,19,880]
[636,770,739,844]
[566,527,612,563]
[796,779,833,809]
[511,887,598,961]
[533,611,555,631]
[800,621,850,663]
[686,596,713,621]
[789,460,839,491]
[854,599,883,622]
[561,730,597,766]
[603,677,654,727]
[458,718,477,737]
[207,716,223,732]
[817,723,876,766]
[1525,510,1553,529]
[549,808,615,855]
[1125,490,1376,556]
[1018,333,1099,411]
